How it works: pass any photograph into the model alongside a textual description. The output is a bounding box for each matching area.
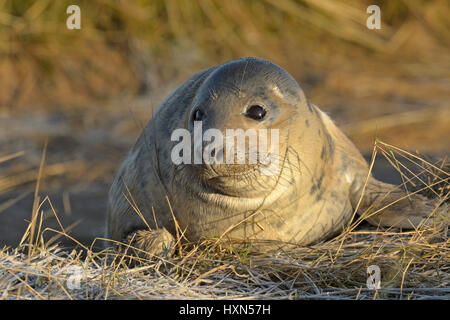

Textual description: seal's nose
[191,107,204,123]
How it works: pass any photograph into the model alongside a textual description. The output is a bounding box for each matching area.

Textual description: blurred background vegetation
[1,0,449,109]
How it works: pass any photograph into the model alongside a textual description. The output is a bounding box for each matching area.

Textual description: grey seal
[107,57,445,253]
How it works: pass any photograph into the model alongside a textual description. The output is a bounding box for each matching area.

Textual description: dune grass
[0,141,448,300]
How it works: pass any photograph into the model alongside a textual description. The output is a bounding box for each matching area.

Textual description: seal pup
[107,57,445,254]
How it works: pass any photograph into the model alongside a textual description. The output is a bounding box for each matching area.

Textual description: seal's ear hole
[193,108,204,122]
[244,105,267,121]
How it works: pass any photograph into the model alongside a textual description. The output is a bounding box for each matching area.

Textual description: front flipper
[119,228,176,263]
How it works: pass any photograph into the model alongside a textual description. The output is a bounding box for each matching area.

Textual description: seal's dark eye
[244,105,266,121]
[193,108,203,121]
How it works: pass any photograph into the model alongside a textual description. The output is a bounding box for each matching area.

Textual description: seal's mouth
[190,162,259,180]
[185,143,283,182]
[185,163,268,197]
[174,148,287,198]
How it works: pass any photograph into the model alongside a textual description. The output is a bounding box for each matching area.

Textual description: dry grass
[0,141,448,300]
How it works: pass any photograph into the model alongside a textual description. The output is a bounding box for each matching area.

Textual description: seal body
[107,57,442,248]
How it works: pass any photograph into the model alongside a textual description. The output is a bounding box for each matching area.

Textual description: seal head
[181,58,311,197]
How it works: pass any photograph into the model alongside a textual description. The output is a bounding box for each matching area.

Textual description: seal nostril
[193,108,204,122]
